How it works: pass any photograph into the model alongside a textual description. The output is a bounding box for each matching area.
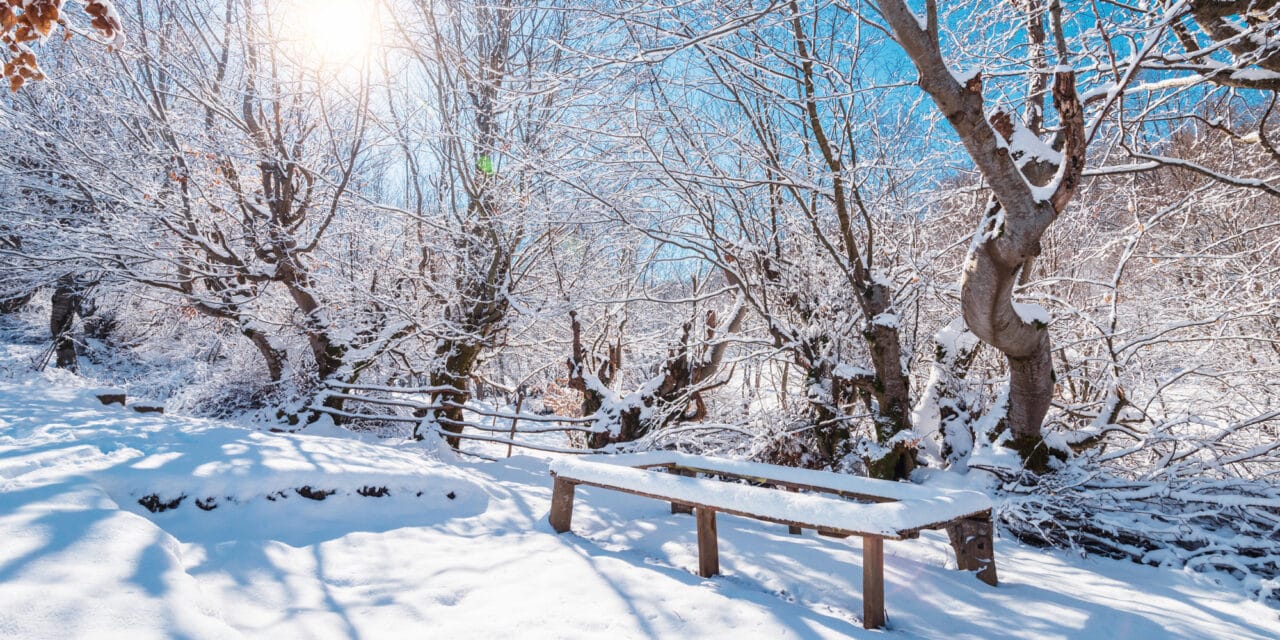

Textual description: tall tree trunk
[861,281,916,479]
[277,258,345,382]
[963,236,1056,464]
[427,339,484,448]
[876,0,1087,469]
[49,275,80,370]
[786,3,917,478]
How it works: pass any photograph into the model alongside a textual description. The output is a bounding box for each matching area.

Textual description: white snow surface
[2,348,1279,638]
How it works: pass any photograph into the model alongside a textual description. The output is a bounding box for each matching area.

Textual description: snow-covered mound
[2,365,1278,638]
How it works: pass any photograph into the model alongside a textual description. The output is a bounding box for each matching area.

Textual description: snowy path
[1,367,1278,638]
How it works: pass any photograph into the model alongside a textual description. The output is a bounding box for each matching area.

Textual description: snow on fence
[310,382,598,459]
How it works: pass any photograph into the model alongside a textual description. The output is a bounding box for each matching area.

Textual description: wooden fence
[309,382,598,460]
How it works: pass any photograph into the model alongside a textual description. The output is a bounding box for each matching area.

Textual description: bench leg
[786,487,802,535]
[696,507,719,578]
[862,535,886,630]
[669,468,694,514]
[549,477,576,533]
[946,515,998,586]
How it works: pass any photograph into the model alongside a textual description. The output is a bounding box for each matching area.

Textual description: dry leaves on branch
[1,0,124,91]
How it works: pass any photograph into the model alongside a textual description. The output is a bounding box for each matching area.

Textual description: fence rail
[312,382,597,458]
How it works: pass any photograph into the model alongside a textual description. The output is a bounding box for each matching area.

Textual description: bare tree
[873,0,1089,469]
[602,1,925,476]
[381,0,578,447]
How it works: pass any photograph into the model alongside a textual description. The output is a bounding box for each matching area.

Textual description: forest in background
[1,0,1277,601]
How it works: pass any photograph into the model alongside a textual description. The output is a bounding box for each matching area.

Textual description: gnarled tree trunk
[876,0,1086,469]
[568,305,745,449]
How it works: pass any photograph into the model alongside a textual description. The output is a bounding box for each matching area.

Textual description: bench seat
[551,456,990,539]
[547,452,998,629]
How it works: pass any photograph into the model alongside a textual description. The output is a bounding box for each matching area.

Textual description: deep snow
[2,345,1278,639]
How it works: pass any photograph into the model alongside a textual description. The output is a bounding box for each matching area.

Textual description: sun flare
[289,0,379,68]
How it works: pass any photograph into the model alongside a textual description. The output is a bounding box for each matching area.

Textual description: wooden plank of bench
[696,508,718,577]
[863,535,886,629]
[571,452,993,537]
[550,459,987,539]
[554,471,858,538]
[615,451,975,503]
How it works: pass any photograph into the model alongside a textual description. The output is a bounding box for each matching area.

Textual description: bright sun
[289,0,379,68]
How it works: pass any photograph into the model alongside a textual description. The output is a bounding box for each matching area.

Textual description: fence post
[506,393,524,458]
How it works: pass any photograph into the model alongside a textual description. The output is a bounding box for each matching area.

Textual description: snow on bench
[548,452,997,630]
[550,456,987,538]
[580,450,992,510]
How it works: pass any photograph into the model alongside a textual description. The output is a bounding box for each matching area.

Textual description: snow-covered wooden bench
[548,452,997,629]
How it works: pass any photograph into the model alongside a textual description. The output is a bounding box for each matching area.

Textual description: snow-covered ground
[2,344,1278,639]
